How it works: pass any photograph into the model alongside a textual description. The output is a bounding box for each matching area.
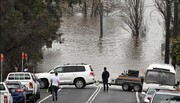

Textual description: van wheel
[122,83,130,91]
[40,79,48,89]
[75,79,85,89]
[133,84,142,92]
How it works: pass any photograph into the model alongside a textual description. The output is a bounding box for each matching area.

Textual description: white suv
[35,63,95,89]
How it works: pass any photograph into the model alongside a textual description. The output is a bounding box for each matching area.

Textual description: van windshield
[145,70,175,86]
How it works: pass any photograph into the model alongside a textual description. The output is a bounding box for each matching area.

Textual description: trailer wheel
[122,83,130,91]
[133,84,142,92]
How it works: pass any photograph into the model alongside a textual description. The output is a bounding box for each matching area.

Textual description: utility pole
[165,0,171,64]
[172,0,179,69]
[0,54,4,82]
[99,1,103,38]
[173,0,179,38]
[22,52,24,72]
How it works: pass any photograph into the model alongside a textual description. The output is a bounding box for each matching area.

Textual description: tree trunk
[83,0,87,17]
[91,0,100,17]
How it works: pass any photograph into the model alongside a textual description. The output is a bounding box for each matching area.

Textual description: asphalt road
[37,85,139,103]
[35,68,180,103]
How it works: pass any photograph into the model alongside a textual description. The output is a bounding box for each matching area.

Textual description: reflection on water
[37,1,164,79]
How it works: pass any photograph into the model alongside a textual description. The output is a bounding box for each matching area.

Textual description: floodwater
[36,0,165,80]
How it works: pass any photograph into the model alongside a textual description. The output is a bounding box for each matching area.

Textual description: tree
[0,0,62,79]
[171,36,180,65]
[170,0,180,67]
[154,0,180,64]
[154,0,166,20]
[122,0,147,37]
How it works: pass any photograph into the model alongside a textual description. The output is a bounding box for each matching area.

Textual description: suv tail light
[16,89,24,92]
[29,82,33,88]
[4,95,8,103]
[90,71,94,76]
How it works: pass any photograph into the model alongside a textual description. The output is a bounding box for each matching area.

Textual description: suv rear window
[8,74,31,80]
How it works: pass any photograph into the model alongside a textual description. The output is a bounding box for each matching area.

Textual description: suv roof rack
[63,63,87,65]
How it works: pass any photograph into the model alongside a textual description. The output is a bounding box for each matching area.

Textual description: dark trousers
[103,82,108,91]
[52,85,58,101]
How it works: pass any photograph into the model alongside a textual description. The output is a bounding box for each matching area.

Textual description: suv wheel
[40,79,48,89]
[75,79,85,89]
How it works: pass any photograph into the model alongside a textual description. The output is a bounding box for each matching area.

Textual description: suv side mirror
[50,72,54,74]
[176,81,180,86]
[50,70,55,74]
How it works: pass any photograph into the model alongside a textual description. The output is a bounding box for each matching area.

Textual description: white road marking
[87,87,99,103]
[37,88,62,103]
[90,87,101,102]
[136,92,140,103]
[87,86,101,103]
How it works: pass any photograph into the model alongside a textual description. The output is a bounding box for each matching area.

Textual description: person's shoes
[56,98,58,101]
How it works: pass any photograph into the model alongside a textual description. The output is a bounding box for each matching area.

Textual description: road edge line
[89,86,101,103]
[38,88,62,103]
[136,92,140,103]
[87,86,100,103]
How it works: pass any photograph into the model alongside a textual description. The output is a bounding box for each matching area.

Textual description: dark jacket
[102,71,110,83]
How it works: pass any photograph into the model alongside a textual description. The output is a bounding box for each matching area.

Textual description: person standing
[102,67,110,91]
[51,72,60,101]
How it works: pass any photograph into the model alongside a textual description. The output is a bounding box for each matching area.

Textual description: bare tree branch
[122,0,146,36]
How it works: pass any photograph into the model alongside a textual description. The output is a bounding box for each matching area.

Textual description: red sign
[1,54,4,62]
[22,52,24,59]
[25,53,28,59]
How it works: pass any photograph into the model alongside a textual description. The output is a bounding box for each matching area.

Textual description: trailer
[107,70,143,92]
